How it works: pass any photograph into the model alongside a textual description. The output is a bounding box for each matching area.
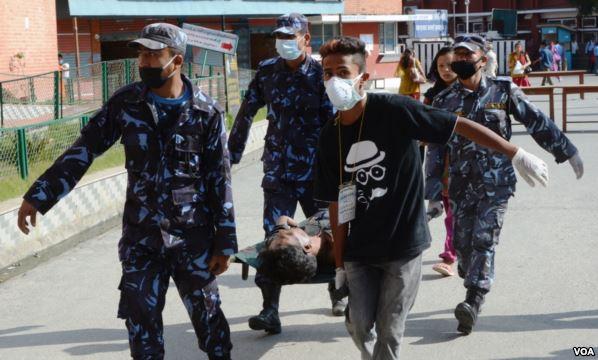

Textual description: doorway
[250,33,277,69]
[101,41,138,61]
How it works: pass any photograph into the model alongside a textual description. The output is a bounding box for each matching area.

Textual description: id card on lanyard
[338,182,356,224]
[337,106,366,225]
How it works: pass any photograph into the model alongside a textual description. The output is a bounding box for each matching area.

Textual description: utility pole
[452,0,457,37]
[465,0,470,34]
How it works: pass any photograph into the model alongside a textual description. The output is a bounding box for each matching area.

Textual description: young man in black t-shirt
[314,36,550,359]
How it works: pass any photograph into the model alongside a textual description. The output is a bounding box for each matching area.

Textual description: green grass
[0,145,124,203]
[225,107,267,129]
[0,105,268,203]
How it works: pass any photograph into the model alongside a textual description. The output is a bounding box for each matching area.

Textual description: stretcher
[231,241,336,283]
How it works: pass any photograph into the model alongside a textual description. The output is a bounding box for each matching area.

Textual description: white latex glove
[512,148,549,187]
[427,200,444,221]
[335,267,347,290]
[568,153,584,179]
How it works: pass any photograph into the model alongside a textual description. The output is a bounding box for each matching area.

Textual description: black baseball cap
[128,23,187,54]
[273,13,309,35]
[454,34,487,53]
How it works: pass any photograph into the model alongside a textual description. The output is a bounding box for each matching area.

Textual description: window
[379,22,398,54]
[456,23,465,33]
[563,18,577,28]
[582,17,596,28]
[311,23,339,53]
[473,23,484,33]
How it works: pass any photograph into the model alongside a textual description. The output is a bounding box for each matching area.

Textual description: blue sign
[414,9,448,38]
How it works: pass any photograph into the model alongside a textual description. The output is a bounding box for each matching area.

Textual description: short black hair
[319,36,367,73]
[542,40,548,47]
[58,54,63,58]
[258,245,317,285]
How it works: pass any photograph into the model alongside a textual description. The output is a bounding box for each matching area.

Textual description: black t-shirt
[314,93,457,263]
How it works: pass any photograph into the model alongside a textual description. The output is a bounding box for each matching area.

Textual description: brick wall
[343,22,398,79]
[0,0,59,79]
[344,0,403,15]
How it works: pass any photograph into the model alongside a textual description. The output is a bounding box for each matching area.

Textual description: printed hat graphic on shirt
[344,140,386,173]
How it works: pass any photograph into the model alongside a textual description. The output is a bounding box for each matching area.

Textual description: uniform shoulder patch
[258,57,280,69]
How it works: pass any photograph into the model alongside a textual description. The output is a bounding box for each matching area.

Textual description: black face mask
[139,57,176,89]
[451,58,483,80]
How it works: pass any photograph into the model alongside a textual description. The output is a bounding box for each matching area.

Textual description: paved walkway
[0,85,597,359]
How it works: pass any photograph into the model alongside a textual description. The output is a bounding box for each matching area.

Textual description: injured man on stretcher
[246,209,348,334]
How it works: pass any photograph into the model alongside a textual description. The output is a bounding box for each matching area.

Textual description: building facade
[403,1,589,51]
[56,0,344,72]
[309,0,406,83]
[0,0,59,80]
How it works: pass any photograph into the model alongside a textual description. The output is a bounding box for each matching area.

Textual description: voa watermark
[573,347,596,357]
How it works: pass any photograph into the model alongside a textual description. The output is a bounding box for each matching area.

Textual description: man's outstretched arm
[454,116,549,187]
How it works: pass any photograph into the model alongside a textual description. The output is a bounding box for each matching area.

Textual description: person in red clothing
[508,42,532,87]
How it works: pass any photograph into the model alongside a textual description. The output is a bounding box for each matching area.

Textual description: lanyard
[337,102,366,187]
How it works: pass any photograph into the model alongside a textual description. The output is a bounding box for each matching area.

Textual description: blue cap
[273,13,309,35]
[453,34,487,53]
[128,23,188,54]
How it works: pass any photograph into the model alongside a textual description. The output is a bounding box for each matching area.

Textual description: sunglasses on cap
[454,35,485,44]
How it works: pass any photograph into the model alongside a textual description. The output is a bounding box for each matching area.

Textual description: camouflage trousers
[117,228,232,360]
[450,194,509,292]
[263,181,319,236]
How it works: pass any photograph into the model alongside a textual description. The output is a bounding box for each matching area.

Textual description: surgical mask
[450,58,482,80]
[139,56,177,89]
[275,38,303,60]
[324,74,365,111]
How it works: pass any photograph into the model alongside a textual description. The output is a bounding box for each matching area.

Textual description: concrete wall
[0,120,268,271]
[0,0,59,79]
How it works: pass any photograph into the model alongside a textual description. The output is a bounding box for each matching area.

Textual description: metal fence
[0,59,250,129]
[0,58,256,180]
[0,114,93,180]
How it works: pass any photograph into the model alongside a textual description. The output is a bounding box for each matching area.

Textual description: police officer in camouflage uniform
[426,35,584,335]
[227,13,340,334]
[17,24,236,360]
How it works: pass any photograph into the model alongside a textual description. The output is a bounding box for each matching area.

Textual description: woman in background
[508,42,532,87]
[424,46,458,277]
[395,48,426,100]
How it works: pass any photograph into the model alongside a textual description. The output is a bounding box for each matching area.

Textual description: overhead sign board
[182,23,239,55]
[414,9,448,38]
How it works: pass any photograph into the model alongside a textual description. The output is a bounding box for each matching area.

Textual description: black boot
[248,307,281,334]
[249,275,282,334]
[454,287,485,335]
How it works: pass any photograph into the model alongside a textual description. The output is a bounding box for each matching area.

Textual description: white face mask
[275,38,303,60]
[324,74,365,111]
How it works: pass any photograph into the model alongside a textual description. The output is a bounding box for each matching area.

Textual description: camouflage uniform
[24,76,236,360]
[228,55,335,235]
[428,75,578,292]
[228,55,334,322]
